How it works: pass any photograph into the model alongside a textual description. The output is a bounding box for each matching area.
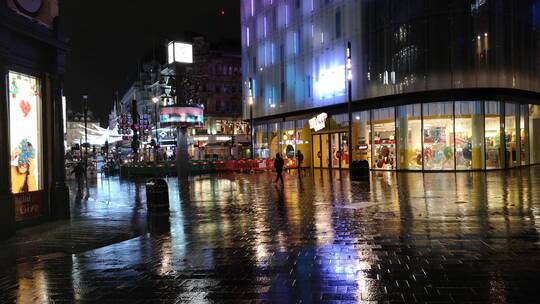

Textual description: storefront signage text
[309,113,328,132]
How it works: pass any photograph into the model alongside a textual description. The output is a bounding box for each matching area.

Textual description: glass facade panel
[255,124,269,159]
[372,107,395,169]
[269,123,279,159]
[455,101,484,170]
[281,121,296,167]
[295,119,310,167]
[485,101,502,169]
[530,105,540,164]
[396,104,422,170]
[313,134,321,168]
[352,111,372,167]
[505,103,519,168]
[423,102,454,170]
[520,104,530,165]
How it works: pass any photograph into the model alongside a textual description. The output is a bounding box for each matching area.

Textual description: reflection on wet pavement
[1,168,540,303]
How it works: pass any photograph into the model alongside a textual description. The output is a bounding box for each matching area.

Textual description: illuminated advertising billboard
[8,71,42,221]
[160,106,204,128]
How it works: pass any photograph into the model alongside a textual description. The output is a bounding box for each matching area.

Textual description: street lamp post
[248,77,254,159]
[346,42,353,171]
[83,95,88,173]
[152,97,159,163]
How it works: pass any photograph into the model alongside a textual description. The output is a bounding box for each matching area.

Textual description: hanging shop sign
[309,112,328,132]
[8,71,43,221]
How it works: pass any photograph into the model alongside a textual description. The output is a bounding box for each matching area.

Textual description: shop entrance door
[330,132,349,169]
[312,134,331,169]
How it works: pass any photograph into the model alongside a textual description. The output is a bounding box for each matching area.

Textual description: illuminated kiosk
[160,104,204,179]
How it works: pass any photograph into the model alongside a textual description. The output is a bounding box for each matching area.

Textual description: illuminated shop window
[352,111,372,168]
[485,101,502,169]
[372,107,395,170]
[396,104,422,170]
[505,103,519,168]
[529,105,540,165]
[455,101,484,170]
[423,102,454,170]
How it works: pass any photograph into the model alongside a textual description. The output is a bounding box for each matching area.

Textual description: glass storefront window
[455,101,484,170]
[255,124,269,159]
[281,121,296,167]
[269,123,279,159]
[396,104,422,170]
[372,107,395,169]
[529,105,540,165]
[520,104,529,166]
[352,111,371,167]
[505,103,519,168]
[485,101,502,169]
[423,102,454,170]
[295,119,310,167]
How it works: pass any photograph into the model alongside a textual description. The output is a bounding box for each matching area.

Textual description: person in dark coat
[274,153,285,184]
[71,161,86,190]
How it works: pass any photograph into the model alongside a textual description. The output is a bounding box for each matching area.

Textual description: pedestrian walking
[296,150,304,171]
[71,161,86,190]
[274,153,285,184]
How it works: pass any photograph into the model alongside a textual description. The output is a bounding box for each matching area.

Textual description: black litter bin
[146,178,170,215]
[351,160,370,181]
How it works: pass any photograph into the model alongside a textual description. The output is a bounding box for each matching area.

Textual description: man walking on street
[274,153,285,184]
[296,150,304,174]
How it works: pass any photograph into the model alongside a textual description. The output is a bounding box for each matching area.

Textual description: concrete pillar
[50,74,70,219]
[176,127,190,180]
[471,114,484,169]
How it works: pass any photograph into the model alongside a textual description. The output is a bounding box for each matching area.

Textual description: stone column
[176,127,190,180]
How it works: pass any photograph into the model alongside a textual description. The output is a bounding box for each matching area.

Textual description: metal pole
[83,95,88,173]
[347,42,353,171]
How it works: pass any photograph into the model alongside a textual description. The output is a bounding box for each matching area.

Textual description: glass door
[331,133,340,168]
[321,134,330,168]
[312,135,321,168]
[340,132,349,169]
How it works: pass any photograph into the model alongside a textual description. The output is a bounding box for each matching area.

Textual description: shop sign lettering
[309,113,328,132]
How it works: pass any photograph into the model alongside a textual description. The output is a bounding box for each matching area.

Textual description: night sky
[60,0,241,124]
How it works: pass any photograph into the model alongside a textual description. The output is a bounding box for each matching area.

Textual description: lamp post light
[346,42,353,171]
[152,96,159,163]
[248,77,254,159]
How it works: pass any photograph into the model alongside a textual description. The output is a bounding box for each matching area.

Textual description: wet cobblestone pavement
[1,168,540,303]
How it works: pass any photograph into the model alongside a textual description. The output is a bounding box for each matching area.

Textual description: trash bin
[351,160,370,181]
[146,178,170,215]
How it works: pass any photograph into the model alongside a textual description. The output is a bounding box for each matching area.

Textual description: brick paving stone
[0,169,539,303]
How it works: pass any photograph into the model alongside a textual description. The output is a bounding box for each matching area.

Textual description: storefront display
[485,101,502,169]
[372,108,395,170]
[8,71,43,221]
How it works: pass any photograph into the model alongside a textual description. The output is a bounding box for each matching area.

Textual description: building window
[307,75,312,98]
[505,103,519,167]
[280,81,285,103]
[335,10,342,38]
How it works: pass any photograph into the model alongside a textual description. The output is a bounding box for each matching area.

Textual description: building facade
[242,0,540,171]
[116,36,249,160]
[0,0,69,239]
